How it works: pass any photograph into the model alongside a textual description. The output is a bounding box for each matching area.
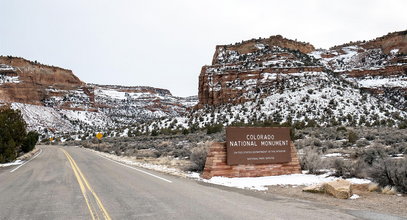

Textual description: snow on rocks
[0,75,19,84]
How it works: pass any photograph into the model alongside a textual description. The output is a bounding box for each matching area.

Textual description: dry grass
[382,186,398,195]
[368,183,380,192]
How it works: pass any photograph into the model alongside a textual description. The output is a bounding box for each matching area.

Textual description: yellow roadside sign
[96,133,103,140]
[49,137,54,142]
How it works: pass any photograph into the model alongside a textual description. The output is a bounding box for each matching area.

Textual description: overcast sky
[1,0,406,97]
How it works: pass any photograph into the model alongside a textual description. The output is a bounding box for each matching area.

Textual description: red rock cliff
[0,56,85,105]
[212,35,315,65]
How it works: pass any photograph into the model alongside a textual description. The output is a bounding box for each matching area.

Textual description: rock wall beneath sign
[202,142,301,179]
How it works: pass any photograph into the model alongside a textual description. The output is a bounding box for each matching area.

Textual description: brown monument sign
[226,127,291,165]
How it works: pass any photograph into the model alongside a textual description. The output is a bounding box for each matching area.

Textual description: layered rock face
[211,35,315,65]
[0,56,197,133]
[0,56,84,105]
[318,30,407,110]
[198,35,321,107]
[198,31,407,110]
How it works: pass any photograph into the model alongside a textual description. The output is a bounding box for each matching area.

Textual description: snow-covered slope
[11,103,112,134]
[0,57,197,135]
[148,70,406,131]
[93,84,196,124]
[146,31,407,132]
[10,84,197,134]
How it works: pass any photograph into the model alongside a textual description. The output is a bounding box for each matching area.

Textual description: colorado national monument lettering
[226,127,291,165]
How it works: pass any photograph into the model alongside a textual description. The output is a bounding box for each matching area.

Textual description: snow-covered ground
[0,160,23,167]
[191,173,370,191]
[11,103,75,132]
[356,76,407,88]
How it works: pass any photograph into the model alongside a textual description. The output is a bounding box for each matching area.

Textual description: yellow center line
[61,149,112,220]
[63,150,97,220]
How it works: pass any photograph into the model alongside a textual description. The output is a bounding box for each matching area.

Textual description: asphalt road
[0,145,405,220]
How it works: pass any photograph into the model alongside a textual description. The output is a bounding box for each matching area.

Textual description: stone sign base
[202,142,301,179]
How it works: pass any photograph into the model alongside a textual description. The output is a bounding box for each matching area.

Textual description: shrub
[369,158,407,193]
[182,129,189,135]
[300,147,322,174]
[332,158,367,178]
[336,126,347,132]
[21,131,39,153]
[356,139,369,148]
[186,142,211,172]
[357,145,387,165]
[365,134,375,141]
[151,129,159,136]
[348,130,358,144]
[0,108,27,163]
[173,147,191,159]
[206,124,223,134]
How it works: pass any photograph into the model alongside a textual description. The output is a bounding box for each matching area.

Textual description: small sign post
[96,133,103,149]
[96,133,103,140]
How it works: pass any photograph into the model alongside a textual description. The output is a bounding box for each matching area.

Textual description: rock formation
[197,30,407,110]
[0,56,84,105]
[0,56,197,133]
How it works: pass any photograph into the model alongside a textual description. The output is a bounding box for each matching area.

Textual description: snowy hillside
[14,84,198,135]
[11,103,113,135]
[147,70,406,132]
[145,31,407,133]
[94,85,196,124]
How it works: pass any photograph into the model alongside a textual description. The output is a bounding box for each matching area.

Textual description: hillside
[0,56,197,135]
[147,30,407,133]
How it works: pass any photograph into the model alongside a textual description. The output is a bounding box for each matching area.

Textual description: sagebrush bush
[206,124,223,134]
[348,130,358,144]
[186,141,211,172]
[369,158,407,193]
[300,147,322,174]
[357,145,387,165]
[332,158,367,178]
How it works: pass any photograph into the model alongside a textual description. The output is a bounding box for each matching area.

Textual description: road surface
[0,145,405,220]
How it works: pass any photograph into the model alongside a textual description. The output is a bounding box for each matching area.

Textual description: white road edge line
[95,154,173,183]
[10,149,43,173]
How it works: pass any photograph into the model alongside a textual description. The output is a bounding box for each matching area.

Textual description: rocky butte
[197,30,407,110]
[0,56,84,105]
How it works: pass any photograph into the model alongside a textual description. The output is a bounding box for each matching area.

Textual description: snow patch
[349,194,360,200]
[0,160,23,167]
[199,173,370,191]
[255,43,265,50]
[324,153,343,157]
